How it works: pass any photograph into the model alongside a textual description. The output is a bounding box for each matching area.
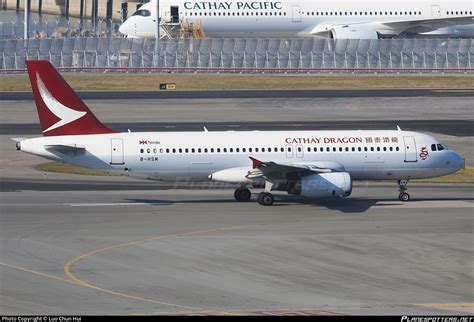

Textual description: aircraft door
[292,5,301,23]
[296,144,304,158]
[403,136,417,162]
[170,6,179,23]
[431,5,441,17]
[111,138,125,165]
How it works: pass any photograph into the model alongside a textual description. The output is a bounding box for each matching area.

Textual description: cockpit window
[431,144,437,151]
[133,9,151,17]
[437,144,446,151]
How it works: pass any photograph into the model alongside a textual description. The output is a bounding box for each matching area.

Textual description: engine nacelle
[330,27,379,39]
[209,167,262,184]
[289,172,352,199]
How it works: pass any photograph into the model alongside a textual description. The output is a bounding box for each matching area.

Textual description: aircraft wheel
[234,188,251,202]
[258,192,274,206]
[398,192,410,202]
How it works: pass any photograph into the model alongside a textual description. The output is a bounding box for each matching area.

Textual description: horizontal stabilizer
[45,144,85,156]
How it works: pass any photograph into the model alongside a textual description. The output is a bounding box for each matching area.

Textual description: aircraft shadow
[125,195,473,213]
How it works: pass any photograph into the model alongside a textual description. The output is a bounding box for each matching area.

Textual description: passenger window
[217,148,221,153]
[243,148,246,152]
[185,148,189,153]
[147,148,151,153]
[153,148,157,153]
[211,148,214,153]
[191,148,195,153]
[140,149,144,153]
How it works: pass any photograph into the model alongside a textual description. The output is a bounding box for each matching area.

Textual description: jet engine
[329,27,379,39]
[288,172,352,199]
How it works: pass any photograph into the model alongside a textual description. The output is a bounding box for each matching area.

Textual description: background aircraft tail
[26,60,116,136]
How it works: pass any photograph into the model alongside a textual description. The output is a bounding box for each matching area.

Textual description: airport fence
[1,37,473,73]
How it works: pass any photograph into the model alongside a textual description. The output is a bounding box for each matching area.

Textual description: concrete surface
[0,186,473,315]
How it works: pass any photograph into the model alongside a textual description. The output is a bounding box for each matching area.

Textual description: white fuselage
[19,130,464,182]
[119,0,474,38]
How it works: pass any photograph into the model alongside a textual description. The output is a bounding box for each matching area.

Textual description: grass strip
[2,74,474,91]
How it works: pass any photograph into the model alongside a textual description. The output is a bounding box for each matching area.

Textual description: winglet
[249,157,263,169]
[397,125,402,131]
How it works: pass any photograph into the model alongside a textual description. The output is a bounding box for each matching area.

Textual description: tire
[398,192,410,202]
[239,188,251,202]
[234,188,251,202]
[258,192,274,206]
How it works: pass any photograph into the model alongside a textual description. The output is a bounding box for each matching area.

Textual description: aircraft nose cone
[118,23,129,36]
[449,152,465,171]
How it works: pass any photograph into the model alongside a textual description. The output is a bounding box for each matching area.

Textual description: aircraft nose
[118,22,130,36]
[449,151,465,171]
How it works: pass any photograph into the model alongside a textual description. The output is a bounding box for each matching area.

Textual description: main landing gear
[257,192,274,206]
[234,187,251,202]
[234,182,276,206]
[398,179,410,202]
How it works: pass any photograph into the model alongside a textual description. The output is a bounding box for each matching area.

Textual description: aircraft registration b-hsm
[15,61,464,206]
[119,0,474,39]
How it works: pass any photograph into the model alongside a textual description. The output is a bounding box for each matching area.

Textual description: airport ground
[0,91,473,315]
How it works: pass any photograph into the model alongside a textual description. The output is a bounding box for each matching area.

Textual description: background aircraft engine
[289,172,352,199]
[330,27,379,39]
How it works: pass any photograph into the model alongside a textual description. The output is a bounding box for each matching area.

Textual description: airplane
[15,60,464,206]
[118,0,474,39]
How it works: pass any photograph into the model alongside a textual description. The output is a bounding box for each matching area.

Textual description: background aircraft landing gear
[234,187,251,202]
[258,192,274,206]
[398,179,410,202]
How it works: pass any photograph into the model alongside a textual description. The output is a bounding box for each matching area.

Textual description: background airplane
[119,0,474,39]
[15,61,464,205]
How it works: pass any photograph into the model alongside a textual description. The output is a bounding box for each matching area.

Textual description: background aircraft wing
[308,16,473,37]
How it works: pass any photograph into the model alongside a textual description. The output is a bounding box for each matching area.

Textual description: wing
[249,157,342,180]
[309,16,474,37]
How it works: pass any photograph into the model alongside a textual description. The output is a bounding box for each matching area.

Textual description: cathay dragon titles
[119,0,473,38]
[15,61,464,206]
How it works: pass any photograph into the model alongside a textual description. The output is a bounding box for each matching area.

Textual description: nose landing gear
[398,179,410,202]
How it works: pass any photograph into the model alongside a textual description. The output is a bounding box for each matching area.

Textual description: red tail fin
[26,60,117,136]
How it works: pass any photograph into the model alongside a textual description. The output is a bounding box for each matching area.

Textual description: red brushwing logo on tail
[26,60,117,136]
[36,73,87,133]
